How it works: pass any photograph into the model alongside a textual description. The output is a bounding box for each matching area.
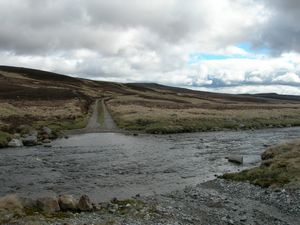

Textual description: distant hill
[250,93,300,102]
[127,82,299,103]
[0,65,299,102]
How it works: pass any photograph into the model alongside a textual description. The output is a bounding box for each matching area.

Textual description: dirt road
[84,99,101,132]
[66,99,119,134]
[100,99,119,131]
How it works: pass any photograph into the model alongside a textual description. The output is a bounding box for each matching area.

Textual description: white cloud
[0,0,300,95]
[191,85,300,95]
[273,72,300,83]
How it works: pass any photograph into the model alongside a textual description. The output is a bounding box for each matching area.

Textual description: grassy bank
[222,139,300,189]
[33,116,89,134]
[107,95,300,134]
[0,99,92,147]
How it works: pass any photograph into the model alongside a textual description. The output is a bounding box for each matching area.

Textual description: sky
[1,0,300,95]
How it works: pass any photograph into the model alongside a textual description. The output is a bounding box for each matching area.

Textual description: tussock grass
[108,96,300,133]
[0,100,84,119]
[34,116,89,134]
[222,139,300,189]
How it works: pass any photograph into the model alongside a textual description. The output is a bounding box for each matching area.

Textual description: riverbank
[223,138,300,189]
[1,179,299,225]
[0,99,121,148]
[0,99,93,148]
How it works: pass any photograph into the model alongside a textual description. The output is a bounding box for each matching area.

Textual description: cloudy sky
[1,0,300,95]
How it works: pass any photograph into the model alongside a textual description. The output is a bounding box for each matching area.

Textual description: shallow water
[0,127,300,201]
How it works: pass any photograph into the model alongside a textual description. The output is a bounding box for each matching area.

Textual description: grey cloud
[0,0,208,54]
[1,0,300,95]
[1,0,298,55]
[253,0,300,53]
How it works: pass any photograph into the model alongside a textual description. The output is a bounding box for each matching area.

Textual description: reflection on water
[0,127,300,201]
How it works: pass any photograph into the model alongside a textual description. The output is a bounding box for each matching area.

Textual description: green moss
[0,131,11,148]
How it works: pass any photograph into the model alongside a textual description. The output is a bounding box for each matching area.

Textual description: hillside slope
[1,65,300,144]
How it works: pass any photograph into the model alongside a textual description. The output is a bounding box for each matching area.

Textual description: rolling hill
[1,65,300,146]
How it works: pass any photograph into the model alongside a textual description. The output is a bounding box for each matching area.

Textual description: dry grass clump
[0,100,84,119]
[0,195,24,217]
[223,139,300,189]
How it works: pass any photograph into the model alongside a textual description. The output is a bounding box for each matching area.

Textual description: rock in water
[36,196,60,213]
[227,156,243,164]
[77,195,93,211]
[22,135,38,146]
[58,195,77,211]
[7,139,23,147]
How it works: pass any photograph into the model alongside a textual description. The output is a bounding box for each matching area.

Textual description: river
[0,127,299,201]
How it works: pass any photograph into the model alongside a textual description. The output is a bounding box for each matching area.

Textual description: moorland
[1,65,300,147]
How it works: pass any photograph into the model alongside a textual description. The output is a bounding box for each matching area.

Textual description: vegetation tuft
[0,131,10,147]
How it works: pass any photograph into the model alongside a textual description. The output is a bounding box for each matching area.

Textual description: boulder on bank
[22,135,38,146]
[29,130,38,137]
[227,156,243,164]
[58,195,77,211]
[77,195,93,211]
[42,139,51,144]
[42,127,52,136]
[20,197,37,209]
[13,133,21,139]
[7,139,23,147]
[36,196,60,213]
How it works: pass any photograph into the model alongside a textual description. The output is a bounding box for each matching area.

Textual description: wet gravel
[6,179,300,225]
[1,127,300,202]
